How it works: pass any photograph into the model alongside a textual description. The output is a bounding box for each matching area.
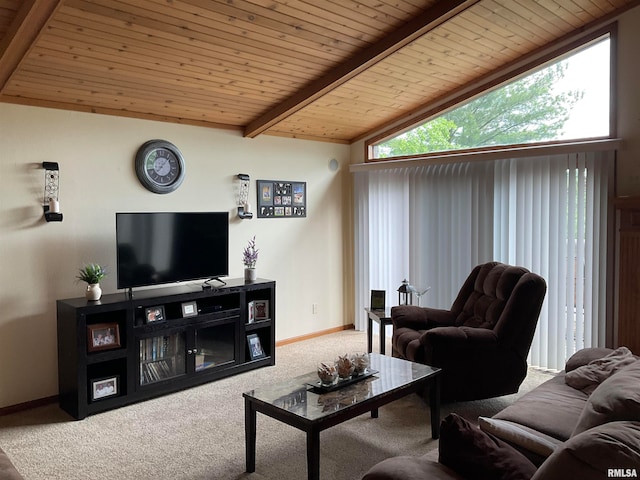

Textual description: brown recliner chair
[392,262,546,402]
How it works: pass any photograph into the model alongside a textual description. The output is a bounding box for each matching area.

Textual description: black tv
[116,212,229,290]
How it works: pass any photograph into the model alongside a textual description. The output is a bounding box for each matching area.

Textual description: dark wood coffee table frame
[244,355,441,480]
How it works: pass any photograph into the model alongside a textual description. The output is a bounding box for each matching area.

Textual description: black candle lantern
[397,279,413,305]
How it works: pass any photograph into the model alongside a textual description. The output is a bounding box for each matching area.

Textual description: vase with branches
[243,236,259,282]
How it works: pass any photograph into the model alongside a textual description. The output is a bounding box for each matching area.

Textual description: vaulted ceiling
[0,0,637,144]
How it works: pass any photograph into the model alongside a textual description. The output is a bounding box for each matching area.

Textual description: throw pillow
[565,346,637,394]
[572,360,640,436]
[438,413,537,480]
[565,347,615,372]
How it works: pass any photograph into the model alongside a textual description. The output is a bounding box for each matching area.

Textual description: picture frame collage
[257,180,306,218]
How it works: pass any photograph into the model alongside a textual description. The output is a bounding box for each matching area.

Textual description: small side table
[365,308,393,355]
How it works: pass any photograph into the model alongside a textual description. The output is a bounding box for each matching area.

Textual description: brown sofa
[0,448,23,480]
[363,347,640,480]
[392,262,546,402]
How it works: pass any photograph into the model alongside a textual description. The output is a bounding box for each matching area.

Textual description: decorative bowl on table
[337,354,355,380]
[317,362,338,387]
[353,352,370,375]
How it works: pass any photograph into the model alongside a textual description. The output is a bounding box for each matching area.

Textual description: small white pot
[244,267,257,282]
[86,283,102,301]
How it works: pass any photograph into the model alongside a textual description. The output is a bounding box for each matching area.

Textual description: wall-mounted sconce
[43,161,63,222]
[237,173,253,219]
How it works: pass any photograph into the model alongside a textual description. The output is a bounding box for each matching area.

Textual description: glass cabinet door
[194,321,236,372]
[139,332,186,386]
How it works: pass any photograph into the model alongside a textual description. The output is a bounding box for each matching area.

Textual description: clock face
[135,140,185,194]
[145,148,179,185]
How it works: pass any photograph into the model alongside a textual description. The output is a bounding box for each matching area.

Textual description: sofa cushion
[438,413,536,480]
[531,421,640,480]
[362,454,464,480]
[573,360,640,436]
[565,346,637,394]
[493,374,587,441]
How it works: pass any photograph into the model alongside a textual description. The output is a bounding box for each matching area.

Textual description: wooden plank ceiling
[0,0,637,144]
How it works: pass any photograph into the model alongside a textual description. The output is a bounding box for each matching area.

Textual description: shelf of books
[139,333,186,385]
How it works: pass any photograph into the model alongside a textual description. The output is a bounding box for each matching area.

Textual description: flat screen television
[116,212,229,290]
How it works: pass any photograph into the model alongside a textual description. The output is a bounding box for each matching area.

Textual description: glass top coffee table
[243,353,441,480]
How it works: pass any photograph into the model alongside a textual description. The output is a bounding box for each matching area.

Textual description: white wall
[0,104,351,408]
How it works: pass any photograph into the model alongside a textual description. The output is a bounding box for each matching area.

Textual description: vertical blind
[354,151,613,370]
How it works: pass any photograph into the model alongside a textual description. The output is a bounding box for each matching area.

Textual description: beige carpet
[0,330,554,480]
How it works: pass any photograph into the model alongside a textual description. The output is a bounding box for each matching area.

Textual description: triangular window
[372,37,610,159]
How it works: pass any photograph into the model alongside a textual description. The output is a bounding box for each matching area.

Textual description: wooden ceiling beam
[0,0,63,93]
[243,0,481,138]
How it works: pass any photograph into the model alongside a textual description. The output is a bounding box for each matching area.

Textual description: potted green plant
[242,236,259,282]
[77,263,106,300]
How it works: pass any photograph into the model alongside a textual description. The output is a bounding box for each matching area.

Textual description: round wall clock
[135,139,185,194]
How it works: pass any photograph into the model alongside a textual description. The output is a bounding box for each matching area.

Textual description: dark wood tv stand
[57,278,275,420]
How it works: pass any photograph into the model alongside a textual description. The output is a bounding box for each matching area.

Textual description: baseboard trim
[1,326,357,416]
[275,324,355,347]
[0,395,58,417]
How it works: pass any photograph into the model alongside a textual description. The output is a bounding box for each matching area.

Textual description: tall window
[372,38,610,159]
[353,150,613,370]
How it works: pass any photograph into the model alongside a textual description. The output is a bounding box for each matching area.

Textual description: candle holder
[237,173,253,219]
[43,162,63,222]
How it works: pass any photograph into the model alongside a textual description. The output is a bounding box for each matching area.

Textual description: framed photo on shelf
[247,333,266,360]
[90,375,119,401]
[247,301,255,324]
[181,301,198,318]
[87,322,121,352]
[257,180,306,218]
[145,305,165,324]
[370,290,386,310]
[254,300,269,320]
